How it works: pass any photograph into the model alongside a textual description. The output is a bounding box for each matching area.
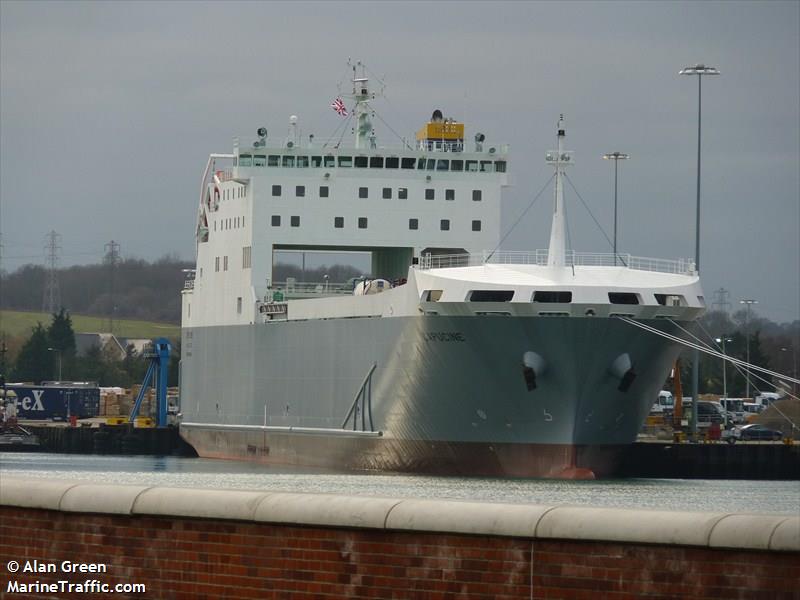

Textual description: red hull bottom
[181,427,625,479]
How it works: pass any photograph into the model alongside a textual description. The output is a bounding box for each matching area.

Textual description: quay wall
[0,478,798,599]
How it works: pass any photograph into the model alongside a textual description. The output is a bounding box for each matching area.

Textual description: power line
[104,240,120,334]
[42,230,62,315]
[711,287,731,313]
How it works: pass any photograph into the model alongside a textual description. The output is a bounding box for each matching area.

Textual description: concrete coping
[1,476,797,552]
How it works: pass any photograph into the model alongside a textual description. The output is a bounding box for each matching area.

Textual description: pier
[1,477,798,598]
[12,422,196,457]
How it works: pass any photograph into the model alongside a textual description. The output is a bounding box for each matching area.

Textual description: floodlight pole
[680,64,719,439]
[740,299,758,398]
[603,152,629,265]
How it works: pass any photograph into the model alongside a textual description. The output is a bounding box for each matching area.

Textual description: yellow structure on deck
[415,109,465,152]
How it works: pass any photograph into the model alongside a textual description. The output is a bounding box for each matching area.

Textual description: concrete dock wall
[0,477,798,599]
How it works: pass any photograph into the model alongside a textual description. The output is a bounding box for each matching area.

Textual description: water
[2,452,798,515]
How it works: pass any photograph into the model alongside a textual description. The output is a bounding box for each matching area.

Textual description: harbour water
[2,452,798,515]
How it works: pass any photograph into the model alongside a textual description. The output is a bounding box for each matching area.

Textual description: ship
[179,64,705,479]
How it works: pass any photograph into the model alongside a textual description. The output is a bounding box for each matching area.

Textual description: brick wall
[2,506,798,599]
[0,479,798,599]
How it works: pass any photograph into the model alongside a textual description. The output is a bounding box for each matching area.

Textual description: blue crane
[129,338,171,428]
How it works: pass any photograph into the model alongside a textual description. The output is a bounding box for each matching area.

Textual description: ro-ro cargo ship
[179,65,704,478]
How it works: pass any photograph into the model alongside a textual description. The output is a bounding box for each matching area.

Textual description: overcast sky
[1,1,798,323]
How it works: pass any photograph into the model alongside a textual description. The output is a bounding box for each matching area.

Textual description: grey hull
[180,315,682,477]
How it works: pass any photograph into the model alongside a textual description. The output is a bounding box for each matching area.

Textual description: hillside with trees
[0,256,364,324]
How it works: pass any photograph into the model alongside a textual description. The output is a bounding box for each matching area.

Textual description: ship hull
[180,315,683,478]
[180,425,624,478]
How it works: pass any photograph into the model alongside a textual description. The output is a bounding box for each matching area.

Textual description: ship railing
[417,251,695,275]
[269,280,355,298]
[233,137,509,155]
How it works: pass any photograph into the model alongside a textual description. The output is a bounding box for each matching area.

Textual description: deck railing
[417,251,695,275]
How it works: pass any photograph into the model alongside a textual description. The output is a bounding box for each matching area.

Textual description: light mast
[546,115,573,267]
[351,62,374,149]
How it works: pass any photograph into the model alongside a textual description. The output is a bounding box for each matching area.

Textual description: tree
[47,308,76,354]
[47,308,77,380]
[13,323,53,383]
[121,344,148,386]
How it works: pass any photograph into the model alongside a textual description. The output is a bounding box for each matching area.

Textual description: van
[682,399,724,428]
[754,392,780,408]
[650,390,674,415]
[719,398,746,424]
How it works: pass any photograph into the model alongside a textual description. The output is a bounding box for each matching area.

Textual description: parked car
[733,424,783,441]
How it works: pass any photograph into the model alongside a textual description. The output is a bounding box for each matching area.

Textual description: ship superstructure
[180,66,704,478]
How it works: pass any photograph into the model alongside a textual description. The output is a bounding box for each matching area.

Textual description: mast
[545,115,573,267]
[351,62,374,149]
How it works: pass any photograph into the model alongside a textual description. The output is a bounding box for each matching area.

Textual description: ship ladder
[341,363,377,432]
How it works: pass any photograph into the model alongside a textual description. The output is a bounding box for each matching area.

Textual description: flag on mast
[331,97,348,116]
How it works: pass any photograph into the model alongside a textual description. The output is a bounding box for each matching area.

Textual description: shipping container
[2,384,100,420]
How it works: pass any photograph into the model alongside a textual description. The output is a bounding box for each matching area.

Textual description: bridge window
[426,159,436,171]
[355,156,368,168]
[472,190,482,201]
[223,256,228,271]
[239,154,252,167]
[422,290,443,301]
[425,189,435,200]
[268,155,280,167]
[437,160,449,171]
[383,187,392,199]
[609,292,640,305]
[215,257,220,272]
[319,186,329,198]
[472,220,481,231]
[440,219,450,231]
[338,156,352,168]
[296,156,309,168]
[451,159,464,172]
[409,218,419,230]
[272,185,281,196]
[271,215,281,227]
[469,290,514,302]
[385,156,399,169]
[495,160,507,173]
[417,158,426,170]
[296,185,305,197]
[282,156,294,167]
[291,216,300,227]
[311,156,322,167]
[370,156,384,168]
[242,246,252,269]
[655,294,686,307]
[324,155,335,168]
[401,157,416,169]
[466,160,478,172]
[446,189,455,201]
[334,217,344,228]
[359,187,369,199]
[480,161,493,172]
[399,188,408,199]
[532,291,572,303]
[358,217,368,229]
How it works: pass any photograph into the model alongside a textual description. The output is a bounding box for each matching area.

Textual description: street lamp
[780,345,797,394]
[602,152,630,264]
[715,335,733,427]
[740,299,758,398]
[680,63,719,439]
[47,347,62,382]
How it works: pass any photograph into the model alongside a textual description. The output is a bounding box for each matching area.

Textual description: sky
[1,1,798,323]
